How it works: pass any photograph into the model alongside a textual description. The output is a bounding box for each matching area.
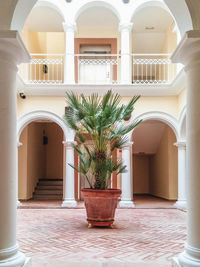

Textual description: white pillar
[119,22,133,84]
[17,142,22,207]
[172,30,200,267]
[174,141,187,210]
[0,31,30,266]
[62,141,77,207]
[63,22,76,84]
[118,142,134,208]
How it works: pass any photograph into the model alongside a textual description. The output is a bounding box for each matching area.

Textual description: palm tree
[64,90,141,190]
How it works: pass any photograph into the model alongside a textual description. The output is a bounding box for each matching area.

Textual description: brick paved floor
[17,206,186,267]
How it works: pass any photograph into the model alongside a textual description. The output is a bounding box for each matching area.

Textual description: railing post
[63,22,76,84]
[119,22,133,84]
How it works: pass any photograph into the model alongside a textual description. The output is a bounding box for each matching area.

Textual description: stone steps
[33,179,63,200]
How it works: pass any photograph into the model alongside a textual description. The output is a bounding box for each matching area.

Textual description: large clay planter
[81,188,121,227]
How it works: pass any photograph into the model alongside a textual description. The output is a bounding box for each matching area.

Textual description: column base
[0,252,31,267]
[172,247,200,267]
[118,200,135,208]
[174,200,187,210]
[61,200,77,207]
[17,200,22,208]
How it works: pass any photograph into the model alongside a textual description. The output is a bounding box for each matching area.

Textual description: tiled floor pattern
[17,208,186,267]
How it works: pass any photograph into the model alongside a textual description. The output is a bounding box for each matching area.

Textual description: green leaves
[64,90,141,190]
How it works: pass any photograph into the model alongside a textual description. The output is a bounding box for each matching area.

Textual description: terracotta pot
[81,188,121,227]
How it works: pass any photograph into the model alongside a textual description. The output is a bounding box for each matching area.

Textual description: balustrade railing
[132,54,177,84]
[18,53,64,84]
[18,53,178,85]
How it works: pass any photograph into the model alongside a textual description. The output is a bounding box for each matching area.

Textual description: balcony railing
[19,53,64,84]
[18,53,178,85]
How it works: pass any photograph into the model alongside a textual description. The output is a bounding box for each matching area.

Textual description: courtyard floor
[17,197,186,267]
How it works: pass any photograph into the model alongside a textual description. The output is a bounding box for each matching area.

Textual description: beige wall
[162,27,177,54]
[133,155,150,194]
[18,122,64,200]
[149,125,178,200]
[19,122,46,199]
[17,95,179,120]
[45,123,63,179]
[177,89,186,117]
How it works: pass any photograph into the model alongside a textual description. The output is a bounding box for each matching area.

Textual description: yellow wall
[162,26,177,53]
[133,155,150,194]
[149,125,178,200]
[17,95,179,120]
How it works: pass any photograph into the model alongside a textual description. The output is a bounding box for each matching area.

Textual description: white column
[63,22,76,84]
[0,31,30,266]
[119,142,134,208]
[62,141,77,207]
[17,142,22,207]
[172,30,200,267]
[174,141,187,210]
[119,22,133,84]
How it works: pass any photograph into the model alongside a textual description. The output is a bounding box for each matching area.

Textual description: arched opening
[75,4,119,84]
[18,120,64,202]
[131,119,178,206]
[131,4,178,84]
[19,5,65,83]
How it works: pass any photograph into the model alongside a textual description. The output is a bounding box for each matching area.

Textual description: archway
[18,120,64,201]
[17,111,75,204]
[130,113,178,206]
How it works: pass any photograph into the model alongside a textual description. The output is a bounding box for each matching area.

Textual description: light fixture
[19,92,26,99]
[122,0,130,3]
[145,26,155,30]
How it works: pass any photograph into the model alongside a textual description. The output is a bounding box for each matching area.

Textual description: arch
[74,0,121,22]
[17,110,75,142]
[11,0,66,33]
[129,0,193,38]
[130,111,179,140]
[178,105,186,139]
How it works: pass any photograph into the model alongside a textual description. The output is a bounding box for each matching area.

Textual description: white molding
[118,200,135,208]
[17,110,75,142]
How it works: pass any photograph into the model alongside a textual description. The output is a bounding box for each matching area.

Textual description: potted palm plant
[64,90,141,227]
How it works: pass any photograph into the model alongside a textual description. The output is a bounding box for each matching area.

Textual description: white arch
[11,0,66,33]
[17,110,75,142]
[128,0,193,38]
[73,0,121,22]
[178,105,186,139]
[130,111,179,140]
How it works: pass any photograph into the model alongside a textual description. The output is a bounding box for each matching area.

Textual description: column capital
[171,30,200,70]
[122,141,133,149]
[62,140,77,148]
[17,142,22,148]
[119,22,133,32]
[63,22,77,33]
[174,141,186,149]
[0,30,30,67]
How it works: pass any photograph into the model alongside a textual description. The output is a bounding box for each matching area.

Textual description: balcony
[18,53,178,86]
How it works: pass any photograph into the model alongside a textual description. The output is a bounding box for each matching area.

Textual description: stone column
[63,22,76,84]
[119,22,133,84]
[62,141,77,207]
[118,142,134,208]
[172,30,200,267]
[174,141,187,210]
[0,31,30,266]
[17,142,22,207]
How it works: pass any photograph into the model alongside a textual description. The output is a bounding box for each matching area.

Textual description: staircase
[33,179,63,200]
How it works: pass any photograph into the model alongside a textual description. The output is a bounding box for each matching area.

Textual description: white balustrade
[18,53,64,84]
[132,54,177,84]
[18,53,178,85]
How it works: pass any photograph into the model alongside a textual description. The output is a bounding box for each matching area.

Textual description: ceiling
[132,6,174,33]
[77,6,118,29]
[24,6,64,32]
[132,120,167,154]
